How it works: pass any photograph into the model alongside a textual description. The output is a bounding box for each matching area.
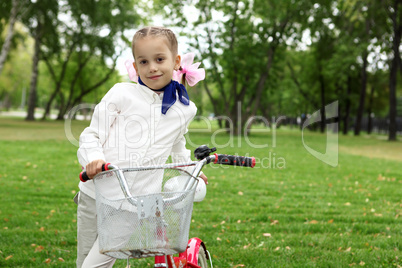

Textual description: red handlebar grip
[102,163,110,171]
[79,171,89,182]
[215,154,255,168]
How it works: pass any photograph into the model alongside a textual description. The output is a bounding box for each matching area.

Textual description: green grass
[0,117,401,267]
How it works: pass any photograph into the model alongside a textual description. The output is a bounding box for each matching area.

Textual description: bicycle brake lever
[194,145,217,160]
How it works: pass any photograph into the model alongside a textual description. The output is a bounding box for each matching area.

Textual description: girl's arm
[77,85,122,173]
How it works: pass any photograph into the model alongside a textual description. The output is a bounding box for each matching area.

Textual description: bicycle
[80,145,255,268]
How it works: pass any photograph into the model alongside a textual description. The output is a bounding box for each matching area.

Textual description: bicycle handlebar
[79,153,255,182]
[79,163,111,182]
[78,152,255,207]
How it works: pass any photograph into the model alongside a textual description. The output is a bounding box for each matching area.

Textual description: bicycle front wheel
[197,246,211,268]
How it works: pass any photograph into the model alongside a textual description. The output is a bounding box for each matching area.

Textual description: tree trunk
[41,39,80,120]
[0,0,19,75]
[41,57,61,120]
[26,20,42,121]
[251,45,275,118]
[318,66,326,133]
[354,16,371,136]
[388,0,401,141]
[354,50,368,135]
[367,85,375,134]
[251,19,288,119]
[343,75,352,135]
[203,81,222,128]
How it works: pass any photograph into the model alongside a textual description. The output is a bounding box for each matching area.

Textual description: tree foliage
[0,0,400,138]
[155,0,401,137]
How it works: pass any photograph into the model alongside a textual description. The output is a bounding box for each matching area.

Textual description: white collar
[137,84,164,103]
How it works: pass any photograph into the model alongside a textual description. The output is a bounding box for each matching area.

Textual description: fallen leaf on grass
[270,220,279,225]
[274,247,280,251]
[5,255,13,260]
[285,246,291,250]
[309,220,319,224]
[359,261,365,266]
[233,265,245,268]
[58,257,65,262]
[263,233,271,237]
[328,219,334,224]
[216,237,222,241]
[243,243,251,249]
[238,191,244,196]
[44,258,51,264]
[345,247,352,252]
[344,202,351,206]
[35,245,44,252]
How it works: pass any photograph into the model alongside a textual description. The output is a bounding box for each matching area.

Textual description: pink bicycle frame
[153,237,205,268]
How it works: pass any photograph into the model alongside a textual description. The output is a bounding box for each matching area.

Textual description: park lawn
[0,117,400,267]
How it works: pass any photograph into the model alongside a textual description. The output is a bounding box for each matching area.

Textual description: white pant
[76,191,116,268]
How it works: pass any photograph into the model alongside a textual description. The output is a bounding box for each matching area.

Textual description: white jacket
[77,82,197,199]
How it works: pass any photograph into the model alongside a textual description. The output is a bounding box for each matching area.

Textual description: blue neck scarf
[138,77,190,115]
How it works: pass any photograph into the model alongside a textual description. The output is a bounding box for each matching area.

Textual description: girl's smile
[149,74,163,80]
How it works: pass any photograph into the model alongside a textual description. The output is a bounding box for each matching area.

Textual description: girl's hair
[131,26,178,58]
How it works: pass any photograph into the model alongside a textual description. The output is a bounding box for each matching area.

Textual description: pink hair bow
[125,52,205,86]
[173,52,205,86]
[125,59,138,83]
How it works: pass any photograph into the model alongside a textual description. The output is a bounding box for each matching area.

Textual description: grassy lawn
[0,117,400,267]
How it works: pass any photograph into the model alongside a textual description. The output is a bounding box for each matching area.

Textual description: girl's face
[133,36,181,90]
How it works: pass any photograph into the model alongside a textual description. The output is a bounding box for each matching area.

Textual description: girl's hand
[85,159,106,179]
[200,173,208,185]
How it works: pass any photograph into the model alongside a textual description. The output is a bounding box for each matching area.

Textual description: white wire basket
[93,167,197,259]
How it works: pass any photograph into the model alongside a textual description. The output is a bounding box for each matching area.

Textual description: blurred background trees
[0,0,401,140]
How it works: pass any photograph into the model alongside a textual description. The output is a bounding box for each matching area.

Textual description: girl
[76,26,207,268]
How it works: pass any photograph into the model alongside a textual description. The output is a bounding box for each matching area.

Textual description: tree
[348,0,378,136]
[0,26,32,110]
[40,0,140,120]
[22,0,59,121]
[0,0,19,75]
[383,0,401,141]
[157,0,313,133]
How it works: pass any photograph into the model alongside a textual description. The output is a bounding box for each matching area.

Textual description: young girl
[76,26,207,268]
